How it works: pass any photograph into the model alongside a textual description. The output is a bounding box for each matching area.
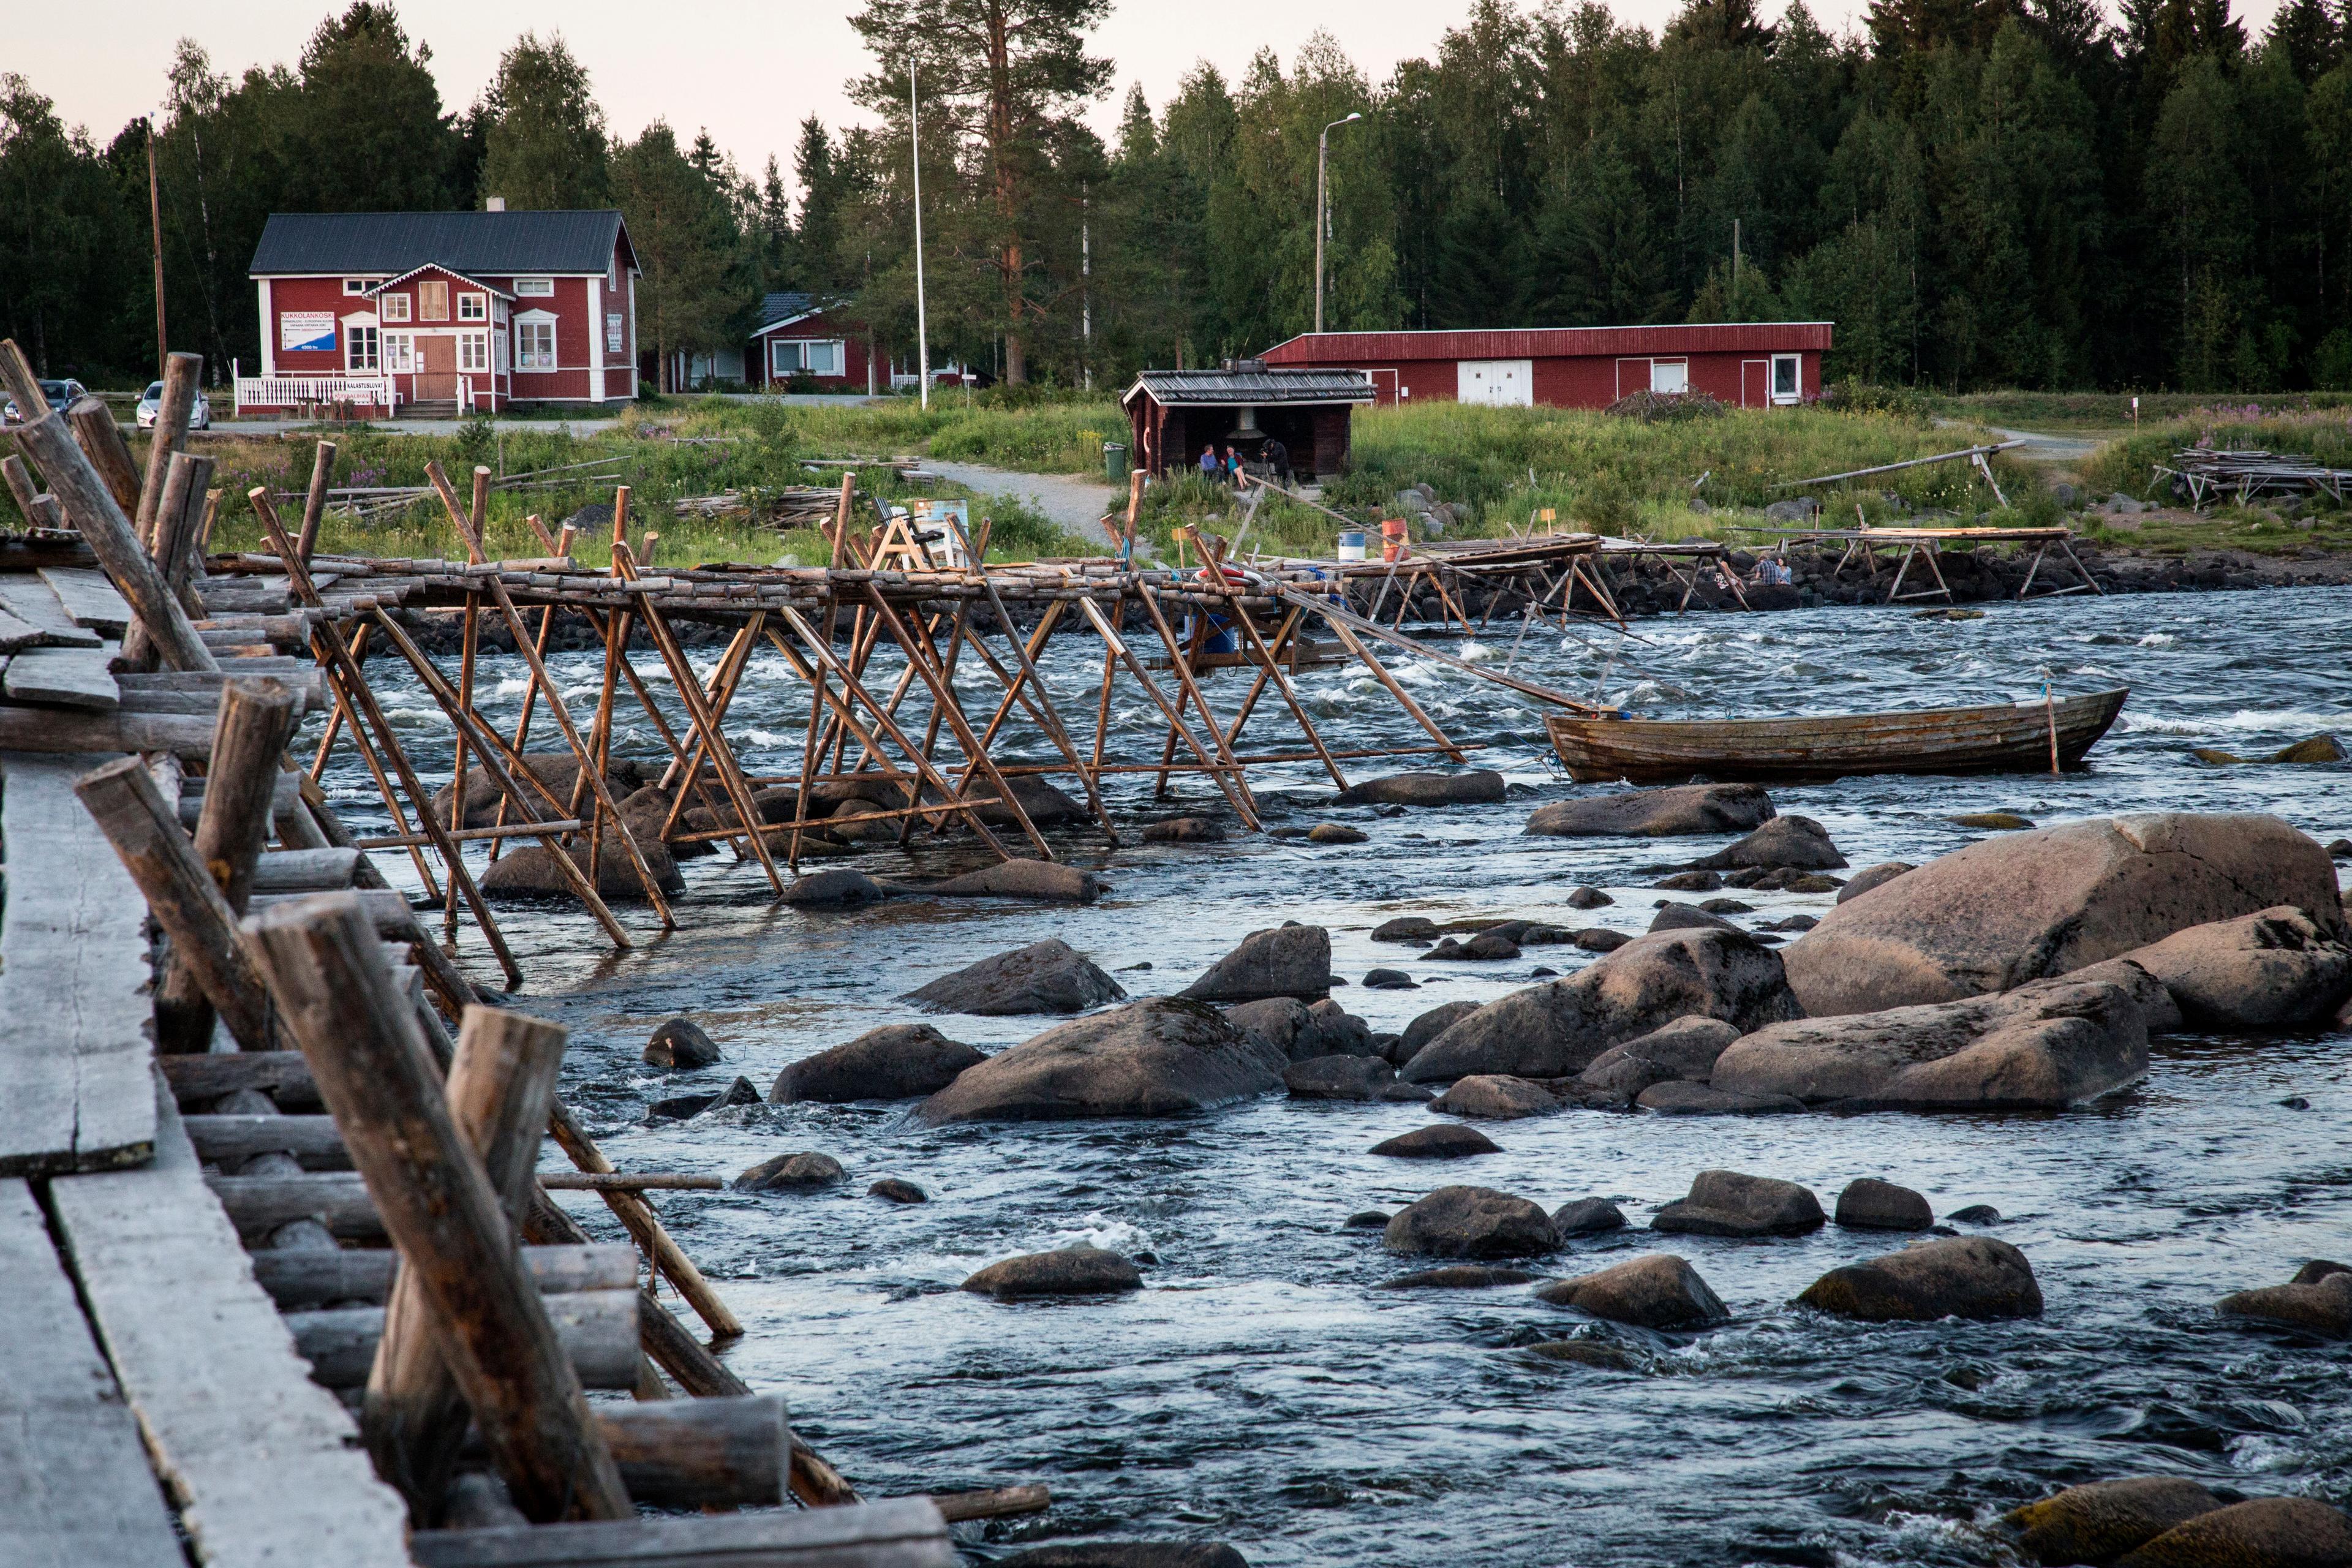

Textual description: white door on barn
[1456,360,1533,407]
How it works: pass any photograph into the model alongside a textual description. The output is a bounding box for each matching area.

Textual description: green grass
[1930,389,2352,436]
[619,393,1128,475]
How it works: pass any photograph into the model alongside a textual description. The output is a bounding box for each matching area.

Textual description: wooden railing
[235,377,395,415]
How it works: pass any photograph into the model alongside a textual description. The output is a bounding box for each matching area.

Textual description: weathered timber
[251,1242,636,1310]
[407,1496,955,1568]
[135,352,203,545]
[0,706,216,756]
[64,395,141,513]
[2,646,119,709]
[157,1049,322,1109]
[0,1179,184,1568]
[292,1289,641,1391]
[0,577,104,648]
[45,1082,413,1566]
[0,753,157,1174]
[518,1186,752,1403]
[183,1112,351,1168]
[205,1170,385,1242]
[249,846,363,892]
[36,567,132,634]
[932,1483,1052,1523]
[538,1172,722,1191]
[297,440,338,564]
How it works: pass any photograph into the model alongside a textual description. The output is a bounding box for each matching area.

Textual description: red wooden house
[1259,323,1832,410]
[239,208,639,417]
[746,294,876,392]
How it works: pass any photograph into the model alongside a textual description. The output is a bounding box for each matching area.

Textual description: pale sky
[18,0,2276,195]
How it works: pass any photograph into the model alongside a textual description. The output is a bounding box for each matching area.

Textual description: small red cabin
[240,208,639,417]
[747,295,878,393]
[1259,323,1833,410]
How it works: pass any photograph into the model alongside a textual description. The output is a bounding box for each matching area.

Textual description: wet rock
[734,1152,845,1192]
[1552,1198,1627,1235]
[619,782,710,859]
[1525,784,1776,839]
[1283,1055,1396,1101]
[1180,924,1332,1003]
[1379,1264,1540,1289]
[962,775,1089,827]
[1574,928,1629,952]
[1781,813,2346,1016]
[2328,838,2352,858]
[1370,1123,1499,1159]
[1577,1016,1744,1102]
[1306,823,1369,845]
[1221,997,1311,1057]
[1371,916,1441,943]
[916,859,1104,904]
[1948,1204,2002,1224]
[1336,770,1507,807]
[782,868,891,907]
[1652,1170,1825,1237]
[903,938,1127,1017]
[1709,976,2151,1110]
[2007,1477,2227,1566]
[2066,957,2185,1034]
[1687,815,1849,872]
[1700,898,1754,914]
[2116,1498,2352,1568]
[1953,811,2037,830]
[1142,816,1226,843]
[2217,1267,2352,1338]
[869,1178,927,1204]
[998,1544,1250,1568]
[1635,1081,1803,1115]
[1653,870,1724,892]
[1835,1178,1934,1231]
[1536,1253,1728,1330]
[430,752,639,830]
[1431,1075,1559,1120]
[1525,1340,1640,1370]
[1403,929,1801,1083]
[1384,1186,1559,1259]
[1426,932,1521,961]
[1798,1235,2043,1320]
[1649,903,1739,934]
[1295,999,1374,1059]
[2192,734,2349,766]
[1565,886,1614,910]
[1344,1210,1392,1228]
[961,1246,1144,1300]
[1764,914,1820,932]
[770,1024,986,1104]
[479,834,685,901]
[1399,1001,1480,1061]
[643,1017,720,1069]
[1838,862,1915,903]
[649,1076,761,1121]
[2118,907,2352,1029]
[1363,968,1419,990]
[913,999,1285,1125]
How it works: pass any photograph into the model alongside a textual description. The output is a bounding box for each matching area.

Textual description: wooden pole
[296,440,339,565]
[239,895,630,1525]
[147,124,168,383]
[1137,584,1259,823]
[135,351,203,546]
[155,678,301,1052]
[367,1005,570,1524]
[1,453,42,527]
[1076,594,1261,829]
[542,1099,742,1341]
[66,396,142,513]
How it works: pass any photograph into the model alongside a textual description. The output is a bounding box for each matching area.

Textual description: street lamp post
[1315,111,1363,336]
[911,55,930,411]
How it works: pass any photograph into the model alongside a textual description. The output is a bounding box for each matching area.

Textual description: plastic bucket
[1336,530,1367,562]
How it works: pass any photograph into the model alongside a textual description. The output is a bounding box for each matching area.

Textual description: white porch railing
[233,376,396,415]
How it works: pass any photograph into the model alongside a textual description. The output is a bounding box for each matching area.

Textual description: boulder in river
[1798,1235,2043,1321]
[734,1152,846,1192]
[1780,812,2346,1016]
[1336,770,1507,807]
[1834,1178,1933,1231]
[1648,903,1738,935]
[1653,870,1724,892]
[1552,1198,1628,1235]
[1383,1186,1559,1259]
[1535,1253,1728,1330]
[1307,823,1368,845]
[1370,1123,1499,1159]
[1635,1082,1803,1115]
[1651,1170,1825,1237]
[480,834,684,901]
[1524,784,1776,839]
[770,1023,986,1104]
[1574,928,1630,952]
[1283,1055,1397,1101]
[643,1017,720,1069]
[1143,816,1226,843]
[2114,1498,2352,1568]
[1180,924,1332,1002]
[2190,733,2348,765]
[1837,862,1914,904]
[1381,1264,1540,1289]
[1709,975,2150,1110]
[869,1178,927,1204]
[782,869,891,907]
[650,1076,760,1121]
[1372,916,1441,943]
[1687,815,1849,872]
[1578,1016,1743,1104]
[429,751,641,830]
[2116,907,2352,1029]
[903,938,1127,1017]
[914,999,1284,1125]
[1223,998,1310,1057]
[1401,928,1802,1084]
[1566,886,1614,910]
[1398,1001,1480,1062]
[1363,968,1419,990]
[1295,999,1374,1059]
[2007,1477,2228,1566]
[1426,932,1520,960]
[915,859,1104,904]
[1430,1075,1559,1120]
[2216,1263,2352,1338]
[998,1544,1250,1568]
[961,1246,1144,1300]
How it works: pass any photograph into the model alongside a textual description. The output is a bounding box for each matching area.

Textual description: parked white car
[136,381,213,431]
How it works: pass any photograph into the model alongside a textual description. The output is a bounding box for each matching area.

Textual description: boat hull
[1542,689,2128,784]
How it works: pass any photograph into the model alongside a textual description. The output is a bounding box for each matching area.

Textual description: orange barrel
[1380,518,1408,562]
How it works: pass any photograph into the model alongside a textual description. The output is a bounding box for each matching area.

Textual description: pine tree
[793,118,850,290]
[612,121,753,391]
[480,31,609,209]
[284,3,459,213]
[2266,0,2340,81]
[1666,0,1777,52]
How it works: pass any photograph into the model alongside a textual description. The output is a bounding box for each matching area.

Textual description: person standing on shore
[1264,434,1292,486]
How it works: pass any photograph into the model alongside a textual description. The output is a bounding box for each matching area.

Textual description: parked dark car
[2,378,89,424]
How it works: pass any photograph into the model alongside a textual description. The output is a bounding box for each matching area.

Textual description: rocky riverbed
[322,585,2352,1566]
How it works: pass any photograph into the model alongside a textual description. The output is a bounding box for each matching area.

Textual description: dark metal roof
[1261,323,1834,361]
[752,292,855,334]
[249,210,633,277]
[1122,368,1376,407]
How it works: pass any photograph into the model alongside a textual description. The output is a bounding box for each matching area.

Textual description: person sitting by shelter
[1199,444,1223,483]
[1225,445,1246,484]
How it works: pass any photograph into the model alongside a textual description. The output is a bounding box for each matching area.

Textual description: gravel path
[925,459,1126,552]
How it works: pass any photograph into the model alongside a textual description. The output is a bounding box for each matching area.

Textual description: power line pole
[1732,218,1742,312]
[1080,181,1091,391]
[147,120,168,382]
[910,56,930,412]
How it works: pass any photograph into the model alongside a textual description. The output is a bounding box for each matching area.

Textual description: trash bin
[1102,442,1127,483]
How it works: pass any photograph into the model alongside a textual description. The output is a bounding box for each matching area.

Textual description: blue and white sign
[280,312,337,353]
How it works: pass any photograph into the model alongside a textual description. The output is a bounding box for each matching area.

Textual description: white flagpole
[911,55,930,412]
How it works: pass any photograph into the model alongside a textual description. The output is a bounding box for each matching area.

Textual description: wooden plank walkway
[4,646,121,709]
[0,1178,184,1568]
[39,567,135,636]
[0,752,157,1174]
[0,578,102,648]
[47,1077,415,1568]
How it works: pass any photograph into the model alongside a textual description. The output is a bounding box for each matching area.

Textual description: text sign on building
[281,312,337,353]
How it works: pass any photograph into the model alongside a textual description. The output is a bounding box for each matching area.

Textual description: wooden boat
[1543,688,2128,783]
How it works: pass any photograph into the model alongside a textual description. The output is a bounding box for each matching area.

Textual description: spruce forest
[6,0,2352,394]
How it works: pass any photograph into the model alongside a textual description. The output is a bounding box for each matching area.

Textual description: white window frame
[515,312,558,371]
[515,277,554,297]
[494,330,510,375]
[492,297,509,325]
[380,293,412,323]
[342,277,377,295]
[345,324,380,372]
[459,331,489,372]
[1771,354,1801,404]
[1650,358,1689,395]
[458,292,488,322]
[382,331,414,373]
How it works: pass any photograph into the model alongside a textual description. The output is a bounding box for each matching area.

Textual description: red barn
[747,294,878,393]
[239,208,639,417]
[1259,323,1832,410]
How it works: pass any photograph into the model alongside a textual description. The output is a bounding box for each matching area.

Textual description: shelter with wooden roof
[1121,363,1375,481]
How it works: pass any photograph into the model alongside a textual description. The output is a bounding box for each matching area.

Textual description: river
[325,585,2352,1566]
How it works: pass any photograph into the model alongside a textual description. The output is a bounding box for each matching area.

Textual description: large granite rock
[1282,1055,1398,1100]
[2116,1498,2352,1567]
[734,1152,845,1192]
[1180,924,1332,1002]
[2217,1264,2352,1338]
[1430,1075,1559,1120]
[903,939,1126,1016]
[1687,815,1849,871]
[1370,1124,1499,1158]
[2007,1478,2227,1567]
[1335,770,1507,807]
[478,834,684,901]
[1651,1170,1824,1237]
[915,859,1104,904]
[1837,862,1914,904]
[430,751,641,829]
[1400,929,1801,1083]
[1797,1235,2043,1321]
[1834,1178,1933,1231]
[643,1017,720,1069]
[1577,1016,1743,1104]
[1781,813,2346,1016]
[1524,783,1776,839]
[2118,907,2352,1029]
[1397,1000,1480,1061]
[1382,1186,1558,1259]
[1708,976,2150,1110]
[913,999,1284,1124]
[961,1246,1143,1299]
[769,1023,986,1104]
[1534,1253,1728,1330]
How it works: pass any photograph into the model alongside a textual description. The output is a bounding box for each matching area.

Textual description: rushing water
[326,587,2352,1566]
